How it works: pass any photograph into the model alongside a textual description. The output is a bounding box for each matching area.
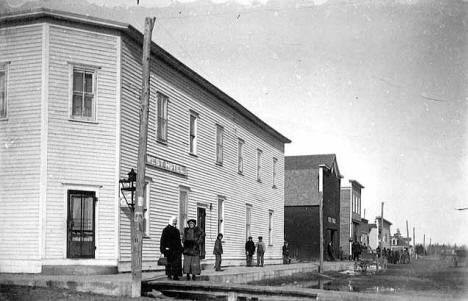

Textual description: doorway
[67,190,96,258]
[197,207,206,259]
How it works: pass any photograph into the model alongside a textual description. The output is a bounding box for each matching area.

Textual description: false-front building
[0,9,290,273]
[339,180,364,258]
[284,154,342,260]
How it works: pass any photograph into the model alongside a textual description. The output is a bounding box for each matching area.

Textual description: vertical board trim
[39,22,49,261]
[115,34,122,260]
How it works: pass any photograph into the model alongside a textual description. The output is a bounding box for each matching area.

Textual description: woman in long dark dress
[160,216,183,280]
[183,219,204,280]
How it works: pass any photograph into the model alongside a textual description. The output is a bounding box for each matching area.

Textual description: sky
[3,0,467,246]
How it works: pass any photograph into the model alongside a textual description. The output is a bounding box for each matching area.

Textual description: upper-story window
[272,157,278,188]
[256,149,263,182]
[0,64,8,119]
[157,93,169,142]
[71,66,96,121]
[189,111,198,154]
[238,138,244,174]
[215,124,224,165]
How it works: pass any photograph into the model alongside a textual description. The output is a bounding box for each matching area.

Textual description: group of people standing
[160,216,282,281]
[159,216,204,280]
[245,236,267,267]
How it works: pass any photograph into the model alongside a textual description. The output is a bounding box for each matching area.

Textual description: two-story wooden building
[339,179,364,258]
[0,8,290,273]
[284,154,342,260]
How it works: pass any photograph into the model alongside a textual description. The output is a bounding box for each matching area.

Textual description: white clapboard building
[0,8,290,273]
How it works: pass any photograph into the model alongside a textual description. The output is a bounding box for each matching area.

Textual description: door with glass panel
[67,190,96,258]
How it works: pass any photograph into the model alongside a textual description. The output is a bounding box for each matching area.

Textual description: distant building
[339,180,364,258]
[369,217,392,250]
[284,154,342,260]
[357,218,372,248]
[390,229,411,251]
[0,9,290,273]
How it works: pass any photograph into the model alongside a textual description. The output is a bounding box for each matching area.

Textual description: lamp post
[120,168,137,211]
[119,168,137,284]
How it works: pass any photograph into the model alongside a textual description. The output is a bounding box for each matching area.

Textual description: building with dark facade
[284,154,342,260]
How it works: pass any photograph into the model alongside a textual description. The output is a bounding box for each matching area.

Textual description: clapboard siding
[0,24,43,260]
[46,24,118,259]
[120,35,285,268]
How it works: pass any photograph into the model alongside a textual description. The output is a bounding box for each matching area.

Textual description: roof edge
[0,8,291,144]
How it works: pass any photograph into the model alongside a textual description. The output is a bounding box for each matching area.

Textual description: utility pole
[406,220,409,242]
[132,16,155,298]
[380,202,384,259]
[318,165,325,273]
[413,227,416,259]
[423,234,426,253]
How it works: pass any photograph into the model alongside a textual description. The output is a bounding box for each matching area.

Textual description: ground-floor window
[268,210,273,246]
[217,197,225,236]
[179,187,189,231]
[246,204,252,240]
[67,190,96,259]
[143,182,151,237]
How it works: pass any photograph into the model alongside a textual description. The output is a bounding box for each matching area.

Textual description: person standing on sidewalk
[256,236,266,267]
[245,236,255,267]
[213,233,223,271]
[282,241,291,264]
[160,216,183,280]
[183,219,204,280]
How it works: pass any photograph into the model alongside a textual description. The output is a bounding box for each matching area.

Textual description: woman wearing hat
[183,219,205,280]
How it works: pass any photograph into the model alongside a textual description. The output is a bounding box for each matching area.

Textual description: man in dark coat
[245,236,255,266]
[160,216,183,280]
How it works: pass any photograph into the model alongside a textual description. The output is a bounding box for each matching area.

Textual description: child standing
[213,233,223,271]
[256,236,266,267]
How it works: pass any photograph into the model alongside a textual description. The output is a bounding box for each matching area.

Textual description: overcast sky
[4,0,467,245]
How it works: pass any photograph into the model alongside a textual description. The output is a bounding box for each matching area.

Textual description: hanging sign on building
[146,154,188,177]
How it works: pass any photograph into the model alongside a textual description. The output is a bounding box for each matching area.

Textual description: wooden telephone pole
[132,16,155,298]
[318,165,325,273]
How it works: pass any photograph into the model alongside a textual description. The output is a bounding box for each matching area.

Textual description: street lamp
[120,168,137,211]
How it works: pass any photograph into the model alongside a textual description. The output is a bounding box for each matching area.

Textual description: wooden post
[132,16,155,298]
[423,234,425,254]
[406,220,409,242]
[380,202,384,259]
[318,166,324,273]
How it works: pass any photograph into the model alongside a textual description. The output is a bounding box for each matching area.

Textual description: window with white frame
[143,182,150,237]
[238,138,244,174]
[215,124,224,165]
[218,197,225,236]
[256,149,263,182]
[189,111,198,154]
[0,64,8,119]
[246,204,252,240]
[157,93,169,142]
[272,157,278,187]
[71,66,96,120]
[268,210,273,245]
[179,188,189,231]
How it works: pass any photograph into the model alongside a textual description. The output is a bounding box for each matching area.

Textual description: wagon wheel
[360,261,367,272]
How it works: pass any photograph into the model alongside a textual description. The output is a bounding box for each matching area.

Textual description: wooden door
[67,190,96,258]
[197,207,206,259]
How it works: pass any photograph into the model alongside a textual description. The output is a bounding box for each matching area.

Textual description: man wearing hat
[182,219,205,280]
